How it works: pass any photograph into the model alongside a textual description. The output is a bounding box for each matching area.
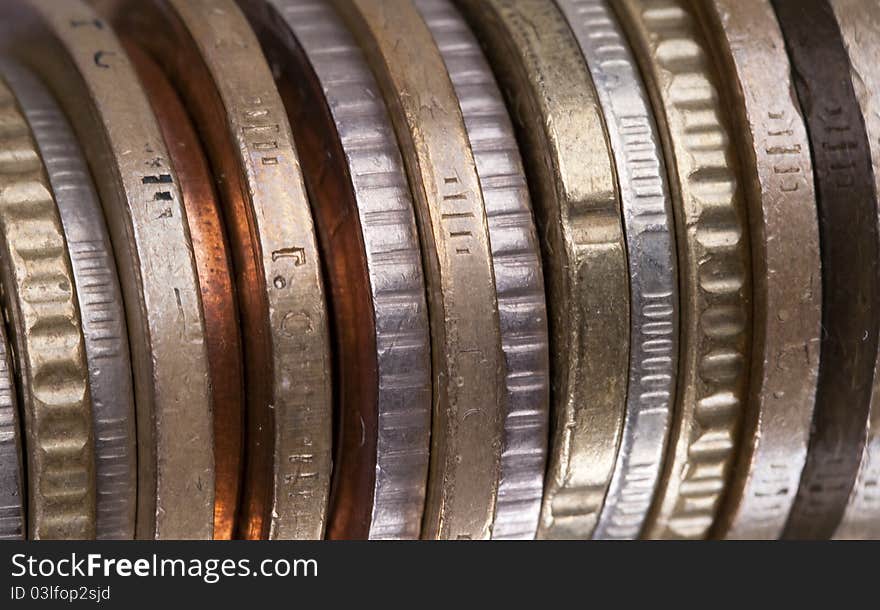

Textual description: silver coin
[0,300,23,540]
[0,60,137,540]
[263,0,432,539]
[556,0,680,539]
[417,0,551,540]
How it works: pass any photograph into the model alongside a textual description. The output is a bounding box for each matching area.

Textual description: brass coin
[102,0,333,539]
[696,0,822,539]
[0,266,22,540]
[827,0,880,540]
[0,59,138,540]
[0,76,94,539]
[416,0,551,541]
[244,0,433,540]
[773,0,880,540]
[457,0,630,539]
[126,43,245,542]
[333,0,505,539]
[615,0,753,539]
[557,0,680,541]
[0,0,215,539]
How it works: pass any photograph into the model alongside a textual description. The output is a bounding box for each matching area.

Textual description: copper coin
[126,43,245,541]
[102,0,333,539]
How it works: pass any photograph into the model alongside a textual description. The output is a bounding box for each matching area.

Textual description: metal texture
[0,76,95,539]
[615,0,753,540]
[126,43,245,542]
[246,0,432,539]
[1,0,215,540]
[556,0,680,540]
[456,0,630,539]
[0,59,138,541]
[773,0,880,540]
[103,0,333,539]
[827,0,880,540]
[417,0,550,541]
[333,0,505,540]
[0,275,22,540]
[695,0,822,539]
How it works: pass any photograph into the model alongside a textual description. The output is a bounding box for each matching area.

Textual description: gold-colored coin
[457,0,630,539]
[696,0,822,539]
[0,77,94,539]
[830,0,880,540]
[615,0,753,539]
[102,0,333,539]
[1,0,215,539]
[332,0,505,539]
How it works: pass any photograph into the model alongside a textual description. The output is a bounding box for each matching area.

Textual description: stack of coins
[0,0,876,540]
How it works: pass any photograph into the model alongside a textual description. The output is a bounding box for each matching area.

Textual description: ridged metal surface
[271,0,432,539]
[697,0,822,540]
[0,78,95,539]
[1,59,137,540]
[617,0,753,539]
[417,0,550,540]
[558,0,679,540]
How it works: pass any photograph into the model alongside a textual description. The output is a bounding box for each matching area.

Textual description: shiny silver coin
[0,60,137,540]
[0,298,23,540]
[262,0,432,539]
[556,0,680,539]
[417,0,551,540]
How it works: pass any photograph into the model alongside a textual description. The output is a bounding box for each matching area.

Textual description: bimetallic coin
[615,0,753,539]
[126,43,245,542]
[556,0,680,540]
[0,59,138,541]
[457,0,630,539]
[773,0,880,540]
[104,0,333,539]
[827,0,880,540]
[333,0,505,540]
[2,0,215,540]
[0,77,95,539]
[417,0,550,541]
[0,292,22,540]
[245,0,432,539]
[695,0,822,540]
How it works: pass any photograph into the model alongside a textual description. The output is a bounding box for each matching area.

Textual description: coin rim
[456,0,631,539]
[0,58,139,540]
[417,0,551,541]
[3,0,216,539]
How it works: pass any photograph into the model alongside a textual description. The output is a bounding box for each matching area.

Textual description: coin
[693,0,822,540]
[615,0,753,540]
[416,0,550,541]
[126,43,245,542]
[773,0,880,540]
[244,0,432,539]
[0,282,23,540]
[102,0,333,539]
[0,59,139,540]
[457,0,630,539]
[831,0,880,540]
[1,0,215,539]
[0,76,95,539]
[333,0,505,540]
[556,0,680,540]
